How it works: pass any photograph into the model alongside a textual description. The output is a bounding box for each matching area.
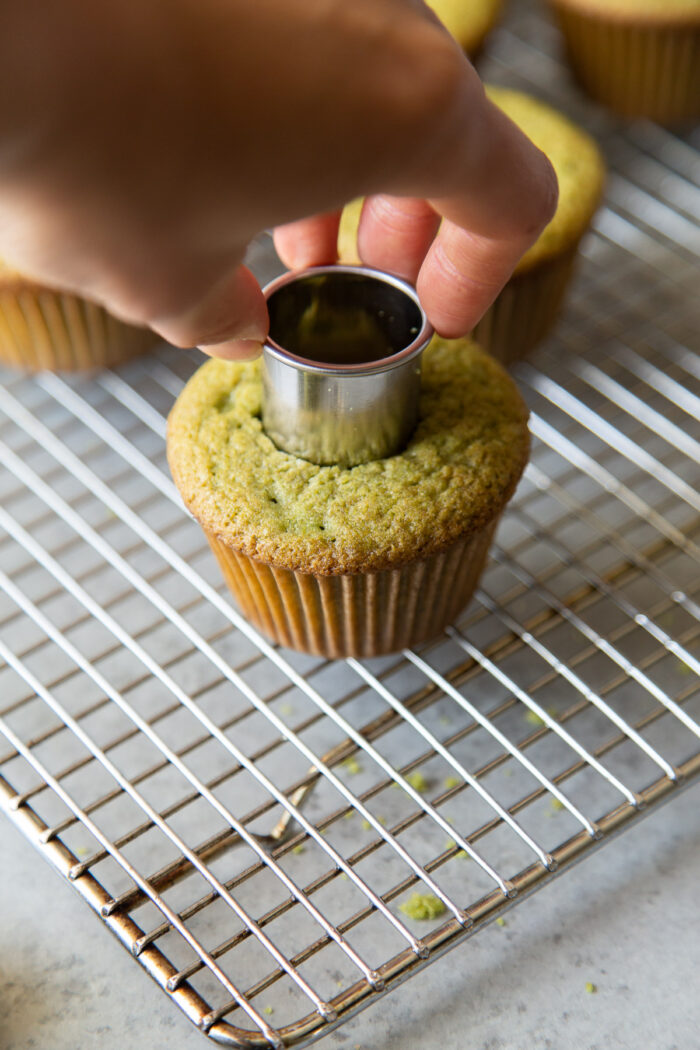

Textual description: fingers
[416,219,515,337]
[273,211,342,270]
[150,263,268,360]
[278,93,557,341]
[201,68,555,352]
[355,196,441,283]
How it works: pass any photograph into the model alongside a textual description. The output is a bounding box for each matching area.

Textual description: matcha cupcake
[548,0,700,123]
[167,338,529,658]
[338,88,605,366]
[0,262,157,372]
[426,0,504,58]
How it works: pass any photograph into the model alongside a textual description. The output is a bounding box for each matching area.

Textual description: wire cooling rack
[1,4,699,1048]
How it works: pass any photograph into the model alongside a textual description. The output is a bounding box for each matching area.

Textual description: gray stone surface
[2,785,698,1050]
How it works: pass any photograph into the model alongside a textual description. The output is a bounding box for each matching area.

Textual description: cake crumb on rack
[399,893,446,920]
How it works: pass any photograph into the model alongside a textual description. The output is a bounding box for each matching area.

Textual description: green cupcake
[167,337,529,657]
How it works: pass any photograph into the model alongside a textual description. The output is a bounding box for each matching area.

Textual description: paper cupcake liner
[550,4,700,123]
[472,247,578,367]
[0,288,156,372]
[205,521,498,658]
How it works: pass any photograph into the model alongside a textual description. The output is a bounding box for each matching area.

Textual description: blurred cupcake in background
[426,0,504,58]
[338,87,606,366]
[0,261,157,372]
[548,0,700,123]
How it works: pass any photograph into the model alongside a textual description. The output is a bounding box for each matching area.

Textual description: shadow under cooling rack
[1,6,700,1049]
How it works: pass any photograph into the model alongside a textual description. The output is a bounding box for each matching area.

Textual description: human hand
[0,0,557,360]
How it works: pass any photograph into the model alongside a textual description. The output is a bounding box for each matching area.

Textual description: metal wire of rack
[1,4,699,1048]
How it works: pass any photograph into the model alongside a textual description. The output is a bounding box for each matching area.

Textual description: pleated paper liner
[205,520,498,658]
[0,287,157,372]
[550,4,700,123]
[472,247,578,367]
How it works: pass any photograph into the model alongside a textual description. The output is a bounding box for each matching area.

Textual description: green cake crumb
[405,771,429,793]
[677,660,692,676]
[444,776,460,789]
[359,815,386,830]
[550,797,565,812]
[291,843,305,855]
[495,917,507,927]
[585,982,597,994]
[342,756,362,775]
[343,810,355,820]
[399,892,447,921]
[263,1006,274,1015]
[445,838,468,859]
[525,709,545,727]
[279,703,295,716]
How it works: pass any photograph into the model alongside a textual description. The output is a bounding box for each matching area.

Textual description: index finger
[418,97,558,335]
[357,93,558,337]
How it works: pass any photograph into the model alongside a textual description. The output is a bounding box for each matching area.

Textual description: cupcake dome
[426,0,504,57]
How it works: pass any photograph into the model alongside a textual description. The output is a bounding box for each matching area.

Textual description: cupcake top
[550,0,700,19]
[338,87,605,278]
[167,338,529,575]
[426,0,503,54]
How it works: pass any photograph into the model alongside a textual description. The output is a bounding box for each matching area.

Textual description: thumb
[151,264,269,360]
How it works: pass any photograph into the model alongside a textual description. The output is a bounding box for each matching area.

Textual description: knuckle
[521,162,559,242]
[379,24,482,190]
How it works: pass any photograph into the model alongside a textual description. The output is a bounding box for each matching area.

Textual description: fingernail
[200,338,263,361]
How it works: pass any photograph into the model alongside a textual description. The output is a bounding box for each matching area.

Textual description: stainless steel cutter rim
[262,264,433,376]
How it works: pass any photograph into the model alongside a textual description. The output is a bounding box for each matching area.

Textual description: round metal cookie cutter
[261,265,433,468]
